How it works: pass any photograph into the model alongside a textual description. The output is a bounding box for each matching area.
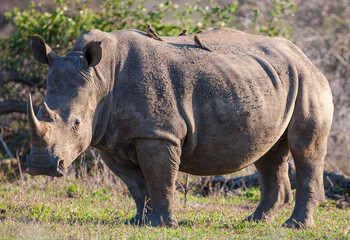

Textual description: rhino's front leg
[135,139,181,227]
[99,151,151,225]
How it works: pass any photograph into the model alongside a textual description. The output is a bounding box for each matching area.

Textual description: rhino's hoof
[150,220,178,228]
[282,218,316,229]
[148,214,178,227]
[243,214,255,222]
[244,212,275,223]
[126,215,178,227]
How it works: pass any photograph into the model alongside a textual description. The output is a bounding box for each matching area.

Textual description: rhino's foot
[125,212,178,227]
[125,215,145,226]
[246,184,292,223]
[244,211,276,223]
[147,213,178,227]
[125,208,153,226]
[244,214,259,224]
[282,217,316,229]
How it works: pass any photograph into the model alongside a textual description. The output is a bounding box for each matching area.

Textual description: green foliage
[67,184,77,193]
[0,0,297,85]
[173,0,239,34]
[252,0,298,39]
[0,159,18,181]
[1,0,98,83]
[243,187,261,203]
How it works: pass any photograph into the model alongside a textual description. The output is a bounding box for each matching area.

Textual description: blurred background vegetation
[0,0,349,180]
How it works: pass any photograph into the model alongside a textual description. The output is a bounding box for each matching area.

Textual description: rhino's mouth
[25,156,64,177]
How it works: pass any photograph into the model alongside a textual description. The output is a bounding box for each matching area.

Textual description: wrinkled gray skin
[26,28,333,228]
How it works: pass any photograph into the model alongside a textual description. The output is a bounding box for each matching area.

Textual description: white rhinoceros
[26,27,333,227]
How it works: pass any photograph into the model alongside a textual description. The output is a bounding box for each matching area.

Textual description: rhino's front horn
[27,94,47,145]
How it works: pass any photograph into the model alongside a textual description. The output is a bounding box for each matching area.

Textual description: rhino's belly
[179,140,272,175]
[178,116,288,175]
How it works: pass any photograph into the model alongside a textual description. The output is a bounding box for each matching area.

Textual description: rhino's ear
[83,42,102,69]
[30,35,58,66]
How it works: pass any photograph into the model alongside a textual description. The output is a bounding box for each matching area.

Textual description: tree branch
[1,72,45,87]
[0,100,39,115]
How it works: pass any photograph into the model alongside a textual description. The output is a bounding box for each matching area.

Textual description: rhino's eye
[72,119,80,132]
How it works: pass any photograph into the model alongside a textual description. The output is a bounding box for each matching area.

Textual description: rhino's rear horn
[41,101,55,121]
[27,94,47,146]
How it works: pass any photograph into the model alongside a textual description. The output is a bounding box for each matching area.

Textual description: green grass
[0,174,349,239]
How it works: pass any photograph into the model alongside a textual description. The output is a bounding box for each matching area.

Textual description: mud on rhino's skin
[26,27,333,227]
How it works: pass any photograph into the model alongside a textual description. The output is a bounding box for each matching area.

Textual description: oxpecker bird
[147,23,163,41]
[194,34,212,52]
[179,29,188,36]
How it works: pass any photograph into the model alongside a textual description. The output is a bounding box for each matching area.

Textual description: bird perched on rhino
[194,34,212,52]
[179,29,188,36]
[147,23,163,41]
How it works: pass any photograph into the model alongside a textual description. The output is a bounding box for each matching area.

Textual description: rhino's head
[26,35,105,177]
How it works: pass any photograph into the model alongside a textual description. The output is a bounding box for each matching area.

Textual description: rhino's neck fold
[89,38,122,148]
[90,65,113,147]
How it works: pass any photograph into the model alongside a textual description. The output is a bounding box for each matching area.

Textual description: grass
[0,172,349,239]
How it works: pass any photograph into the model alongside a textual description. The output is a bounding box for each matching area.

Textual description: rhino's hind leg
[99,151,151,225]
[284,99,332,228]
[284,130,328,228]
[247,138,292,223]
[135,139,181,227]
